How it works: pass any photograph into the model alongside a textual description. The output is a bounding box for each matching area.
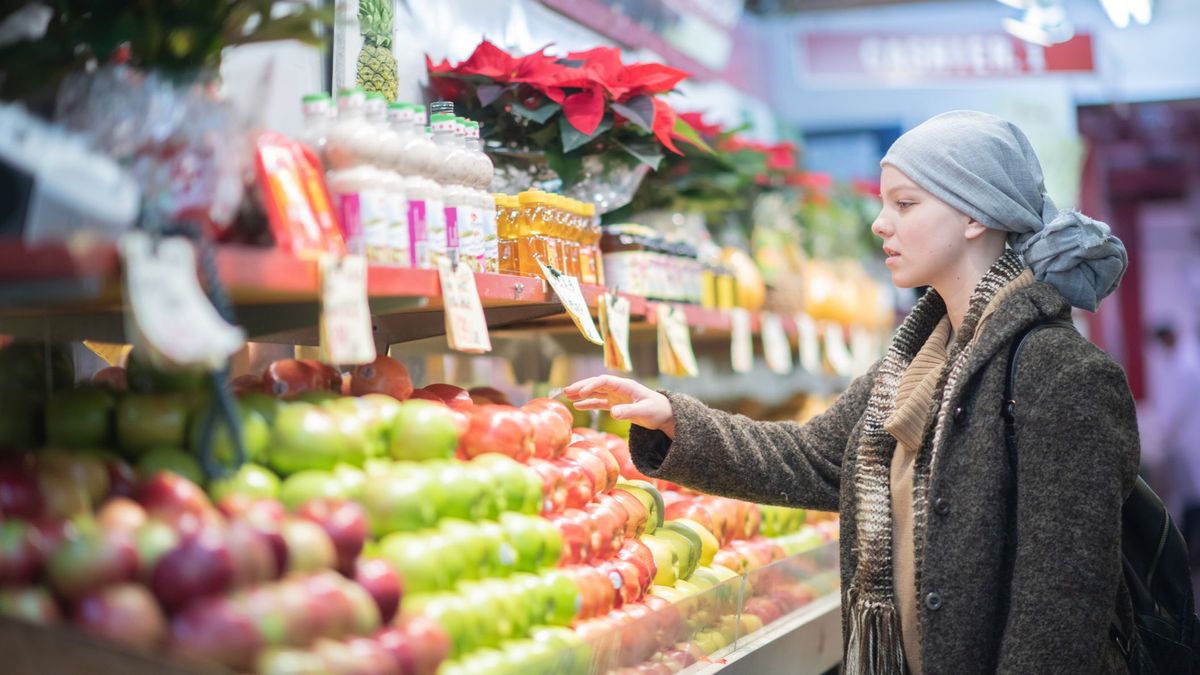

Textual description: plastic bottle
[495,194,519,275]
[464,121,498,272]
[580,202,603,286]
[391,104,441,269]
[452,117,484,272]
[517,190,551,277]
[363,93,408,266]
[429,113,474,269]
[323,88,378,254]
[299,93,333,166]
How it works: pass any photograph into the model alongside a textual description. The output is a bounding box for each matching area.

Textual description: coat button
[934,498,950,516]
[925,592,943,611]
[952,406,964,422]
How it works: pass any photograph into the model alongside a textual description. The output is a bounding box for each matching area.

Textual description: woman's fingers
[572,397,614,411]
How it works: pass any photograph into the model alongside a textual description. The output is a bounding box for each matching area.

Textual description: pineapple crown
[358,0,394,49]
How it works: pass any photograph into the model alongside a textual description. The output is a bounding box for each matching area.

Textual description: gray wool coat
[630,280,1141,674]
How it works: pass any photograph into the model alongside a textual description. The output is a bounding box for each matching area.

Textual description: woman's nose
[871,213,891,238]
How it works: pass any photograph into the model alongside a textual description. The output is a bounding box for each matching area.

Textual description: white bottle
[363,94,411,267]
[429,112,472,269]
[452,117,484,272]
[464,121,498,272]
[324,88,376,253]
[299,93,333,166]
[395,105,442,269]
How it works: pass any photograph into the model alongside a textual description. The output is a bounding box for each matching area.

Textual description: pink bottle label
[407,199,428,268]
[336,192,363,252]
[444,206,459,249]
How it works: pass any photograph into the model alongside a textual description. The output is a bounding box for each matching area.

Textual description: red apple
[262,359,324,398]
[298,498,368,575]
[586,499,627,562]
[97,496,147,537]
[553,457,597,510]
[0,519,46,583]
[74,583,167,650]
[599,559,643,608]
[742,596,784,625]
[407,388,442,402]
[571,441,620,492]
[617,539,657,594]
[468,386,511,406]
[551,509,592,566]
[350,356,413,401]
[460,405,533,462]
[282,518,337,574]
[641,595,685,645]
[423,383,472,409]
[169,595,264,669]
[563,445,611,495]
[607,490,650,538]
[138,471,214,535]
[103,457,139,499]
[523,399,572,459]
[376,615,451,675]
[226,520,277,587]
[151,527,235,610]
[528,459,567,515]
[231,373,263,395]
[0,459,43,519]
[354,558,402,624]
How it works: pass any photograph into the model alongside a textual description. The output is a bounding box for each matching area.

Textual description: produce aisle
[0,2,893,673]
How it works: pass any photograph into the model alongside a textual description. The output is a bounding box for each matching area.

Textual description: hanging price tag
[849,325,874,376]
[537,259,603,346]
[438,260,492,354]
[823,322,855,377]
[761,312,793,375]
[656,304,699,377]
[319,254,376,364]
[599,293,632,372]
[796,312,823,374]
[729,308,753,374]
[121,232,244,370]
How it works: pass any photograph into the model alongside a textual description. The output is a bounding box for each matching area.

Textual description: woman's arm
[995,349,1139,672]
[568,363,878,511]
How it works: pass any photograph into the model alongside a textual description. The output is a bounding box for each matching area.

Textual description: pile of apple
[0,341,841,674]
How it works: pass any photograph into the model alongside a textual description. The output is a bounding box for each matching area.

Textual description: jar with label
[495,194,520,275]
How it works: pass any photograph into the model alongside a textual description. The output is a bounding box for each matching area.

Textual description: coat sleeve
[995,350,1140,673]
[627,361,878,511]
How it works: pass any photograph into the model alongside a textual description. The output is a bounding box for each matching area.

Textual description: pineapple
[356,0,398,102]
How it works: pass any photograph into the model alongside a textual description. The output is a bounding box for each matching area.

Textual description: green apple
[45,387,116,448]
[279,470,346,510]
[529,625,587,675]
[135,447,205,485]
[470,454,536,515]
[321,397,385,459]
[438,519,489,580]
[511,573,552,628]
[542,570,581,626]
[188,401,270,465]
[125,351,207,393]
[402,593,470,656]
[0,341,73,399]
[454,582,504,648]
[116,393,188,455]
[660,522,703,578]
[0,397,41,450]
[238,391,281,426]
[614,484,662,533]
[209,463,280,501]
[361,462,440,536]
[38,449,110,505]
[532,516,563,569]
[331,463,366,501]
[641,535,679,587]
[268,402,360,476]
[389,400,459,461]
[291,389,338,404]
[499,638,559,675]
[499,513,543,573]
[427,462,488,521]
[480,579,530,641]
[380,534,449,594]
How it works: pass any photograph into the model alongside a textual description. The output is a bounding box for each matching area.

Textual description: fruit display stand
[0,239,848,675]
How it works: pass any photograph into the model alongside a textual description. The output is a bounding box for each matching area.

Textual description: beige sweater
[885,269,1035,675]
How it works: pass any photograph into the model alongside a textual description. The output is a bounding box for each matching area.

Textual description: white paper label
[796,312,822,374]
[121,232,245,370]
[824,322,855,377]
[656,304,699,377]
[438,260,492,354]
[600,293,632,372]
[537,259,603,346]
[319,254,376,365]
[761,312,793,375]
[730,308,753,374]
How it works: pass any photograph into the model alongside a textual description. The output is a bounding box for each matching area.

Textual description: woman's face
[872,165,973,289]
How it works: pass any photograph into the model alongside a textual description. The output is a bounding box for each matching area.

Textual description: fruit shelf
[0,241,796,349]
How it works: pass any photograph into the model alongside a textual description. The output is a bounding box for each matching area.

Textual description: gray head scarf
[880,110,1127,311]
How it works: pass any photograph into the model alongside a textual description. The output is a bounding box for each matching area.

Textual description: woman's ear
[964,217,990,241]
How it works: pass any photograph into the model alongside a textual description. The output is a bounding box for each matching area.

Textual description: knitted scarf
[844,251,1026,674]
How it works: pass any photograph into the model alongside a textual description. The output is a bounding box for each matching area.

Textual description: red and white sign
[802,32,1095,81]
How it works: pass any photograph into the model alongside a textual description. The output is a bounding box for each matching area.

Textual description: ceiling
[745,0,958,13]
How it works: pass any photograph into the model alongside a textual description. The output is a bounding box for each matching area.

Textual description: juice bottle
[548,194,568,273]
[517,190,550,277]
[581,203,604,287]
[495,194,519,275]
[563,198,582,280]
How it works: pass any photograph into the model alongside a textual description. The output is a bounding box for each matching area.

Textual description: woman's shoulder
[990,279,1122,375]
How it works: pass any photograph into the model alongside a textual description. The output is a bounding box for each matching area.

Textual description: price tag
[599,293,632,372]
[656,304,698,377]
[121,232,244,370]
[761,312,793,375]
[849,325,874,376]
[438,260,492,354]
[537,259,603,346]
[729,308,753,374]
[319,254,376,364]
[823,322,855,377]
[796,312,822,374]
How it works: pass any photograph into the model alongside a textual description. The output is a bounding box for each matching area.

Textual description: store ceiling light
[998,0,1074,46]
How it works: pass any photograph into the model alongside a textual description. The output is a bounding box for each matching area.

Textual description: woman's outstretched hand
[562,375,676,439]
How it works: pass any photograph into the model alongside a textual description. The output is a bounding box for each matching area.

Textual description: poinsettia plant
[427,40,710,187]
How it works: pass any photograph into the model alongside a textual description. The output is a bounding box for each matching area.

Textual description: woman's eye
[895,201,914,210]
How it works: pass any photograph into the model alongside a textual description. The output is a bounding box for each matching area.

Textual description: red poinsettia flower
[562,86,606,135]
[618,62,689,101]
[765,142,798,172]
[851,178,881,197]
[785,170,833,189]
[652,98,682,155]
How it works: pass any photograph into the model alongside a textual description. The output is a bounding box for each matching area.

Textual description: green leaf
[611,96,654,133]
[560,115,612,153]
[546,145,583,188]
[614,139,664,171]
[476,84,506,107]
[527,122,559,147]
[673,117,713,153]
[511,100,561,124]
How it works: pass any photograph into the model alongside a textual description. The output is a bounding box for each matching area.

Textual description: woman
[565,111,1138,674]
